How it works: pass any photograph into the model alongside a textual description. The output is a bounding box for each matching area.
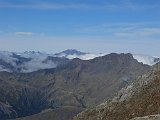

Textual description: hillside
[73,62,160,120]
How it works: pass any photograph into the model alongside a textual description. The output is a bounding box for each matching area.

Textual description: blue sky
[0,0,160,55]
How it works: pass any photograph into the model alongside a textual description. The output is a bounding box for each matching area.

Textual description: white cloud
[15,32,33,36]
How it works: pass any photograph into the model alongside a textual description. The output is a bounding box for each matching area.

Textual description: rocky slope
[73,62,160,120]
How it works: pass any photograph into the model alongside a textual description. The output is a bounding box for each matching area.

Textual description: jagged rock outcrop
[73,62,160,120]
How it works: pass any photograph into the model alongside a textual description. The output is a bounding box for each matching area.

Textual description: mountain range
[0,52,152,120]
[0,49,160,120]
[0,49,159,73]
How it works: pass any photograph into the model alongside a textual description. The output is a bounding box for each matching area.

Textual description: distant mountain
[0,53,151,120]
[0,50,159,73]
[73,62,160,120]
[55,49,86,56]
[54,49,103,60]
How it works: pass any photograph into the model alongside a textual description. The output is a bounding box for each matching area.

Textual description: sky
[0,0,160,56]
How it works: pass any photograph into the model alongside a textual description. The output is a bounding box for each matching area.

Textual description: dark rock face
[73,62,160,120]
[0,53,151,120]
[13,87,48,117]
[0,102,17,120]
[0,78,49,119]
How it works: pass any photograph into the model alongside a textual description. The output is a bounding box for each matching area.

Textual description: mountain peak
[55,49,87,56]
